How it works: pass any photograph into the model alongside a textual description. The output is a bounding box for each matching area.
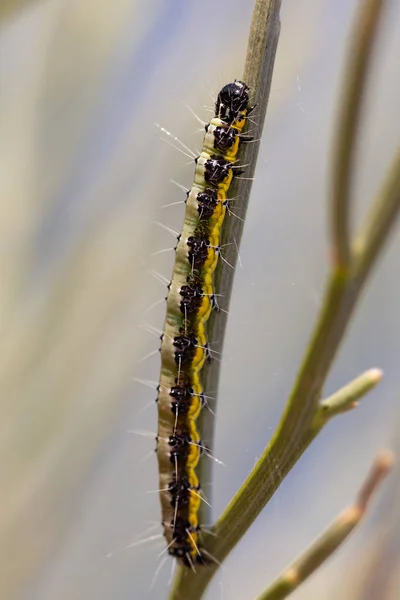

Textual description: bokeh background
[1,1,399,599]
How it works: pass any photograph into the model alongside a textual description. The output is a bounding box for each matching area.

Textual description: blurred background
[1,1,399,599]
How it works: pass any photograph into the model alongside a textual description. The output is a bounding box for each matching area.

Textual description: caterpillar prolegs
[156,81,252,566]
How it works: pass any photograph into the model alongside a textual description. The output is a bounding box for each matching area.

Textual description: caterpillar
[156,80,252,567]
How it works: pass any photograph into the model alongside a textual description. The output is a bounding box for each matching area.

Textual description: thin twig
[317,368,383,420]
[353,144,400,283]
[254,451,394,600]
[355,426,400,600]
[331,0,385,271]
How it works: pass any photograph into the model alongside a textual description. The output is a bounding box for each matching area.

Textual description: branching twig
[254,451,394,600]
[168,0,398,598]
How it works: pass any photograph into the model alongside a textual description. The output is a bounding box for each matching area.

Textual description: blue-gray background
[1,1,399,599]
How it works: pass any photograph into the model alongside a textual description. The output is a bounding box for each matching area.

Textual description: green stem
[331,0,386,271]
[318,368,383,419]
[255,452,394,600]
[353,144,400,283]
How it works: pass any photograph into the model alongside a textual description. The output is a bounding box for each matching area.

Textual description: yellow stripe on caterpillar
[156,80,252,566]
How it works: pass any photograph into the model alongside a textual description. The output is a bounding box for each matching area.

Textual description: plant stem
[255,451,394,600]
[331,0,386,271]
[168,0,398,598]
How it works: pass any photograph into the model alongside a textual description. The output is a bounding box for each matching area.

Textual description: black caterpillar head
[215,80,250,123]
